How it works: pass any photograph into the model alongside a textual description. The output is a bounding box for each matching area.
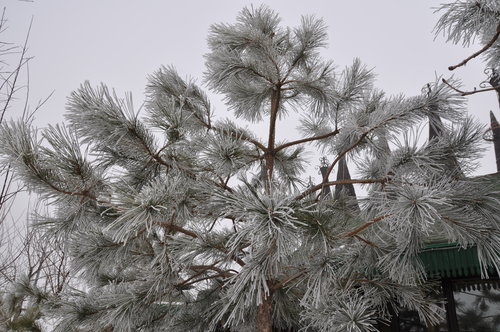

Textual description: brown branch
[296,107,426,201]
[354,235,379,248]
[31,164,103,203]
[342,278,395,287]
[125,123,220,192]
[216,127,267,151]
[191,103,266,152]
[150,139,235,193]
[323,132,371,183]
[274,129,340,153]
[440,214,460,225]
[448,22,500,71]
[442,78,500,96]
[294,178,386,201]
[339,214,392,238]
[234,65,274,84]
[189,264,233,277]
[175,267,212,289]
[272,269,307,290]
[177,272,231,288]
[210,243,246,267]
[153,221,199,238]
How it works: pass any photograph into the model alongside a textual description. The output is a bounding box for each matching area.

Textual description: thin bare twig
[448,22,500,71]
[442,78,500,96]
[1,16,33,123]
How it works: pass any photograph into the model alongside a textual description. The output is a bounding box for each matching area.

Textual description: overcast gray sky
[4,0,499,176]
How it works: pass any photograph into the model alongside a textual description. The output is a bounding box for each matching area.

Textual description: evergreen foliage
[1,3,499,331]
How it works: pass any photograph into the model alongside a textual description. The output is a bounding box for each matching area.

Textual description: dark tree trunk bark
[256,292,273,332]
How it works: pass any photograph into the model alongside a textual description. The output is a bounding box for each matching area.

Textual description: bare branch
[0,16,33,123]
[442,78,500,96]
[448,22,500,71]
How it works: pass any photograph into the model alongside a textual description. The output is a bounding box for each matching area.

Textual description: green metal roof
[419,243,483,278]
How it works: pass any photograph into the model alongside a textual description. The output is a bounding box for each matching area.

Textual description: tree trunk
[256,292,273,332]
[264,88,281,186]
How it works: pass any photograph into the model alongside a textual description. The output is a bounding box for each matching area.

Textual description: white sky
[3,0,499,177]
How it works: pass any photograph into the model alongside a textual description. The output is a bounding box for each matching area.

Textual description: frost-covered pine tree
[1,5,500,332]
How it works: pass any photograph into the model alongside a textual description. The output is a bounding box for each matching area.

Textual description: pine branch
[25,156,102,203]
[308,104,430,199]
[448,22,500,71]
[294,178,386,200]
[177,272,230,288]
[209,243,246,267]
[145,133,236,192]
[322,132,371,183]
[153,221,199,238]
[189,264,234,277]
[339,214,392,238]
[274,129,339,153]
[354,235,379,248]
[233,64,275,84]
[271,269,307,290]
[213,126,267,151]
[173,262,235,290]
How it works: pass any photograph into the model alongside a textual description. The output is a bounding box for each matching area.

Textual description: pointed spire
[334,157,356,199]
[333,156,359,213]
[490,111,500,172]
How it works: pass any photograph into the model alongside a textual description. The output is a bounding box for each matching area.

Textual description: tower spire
[334,157,356,199]
[490,111,500,172]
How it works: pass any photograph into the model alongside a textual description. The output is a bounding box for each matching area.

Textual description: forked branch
[442,78,500,96]
[274,129,339,153]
